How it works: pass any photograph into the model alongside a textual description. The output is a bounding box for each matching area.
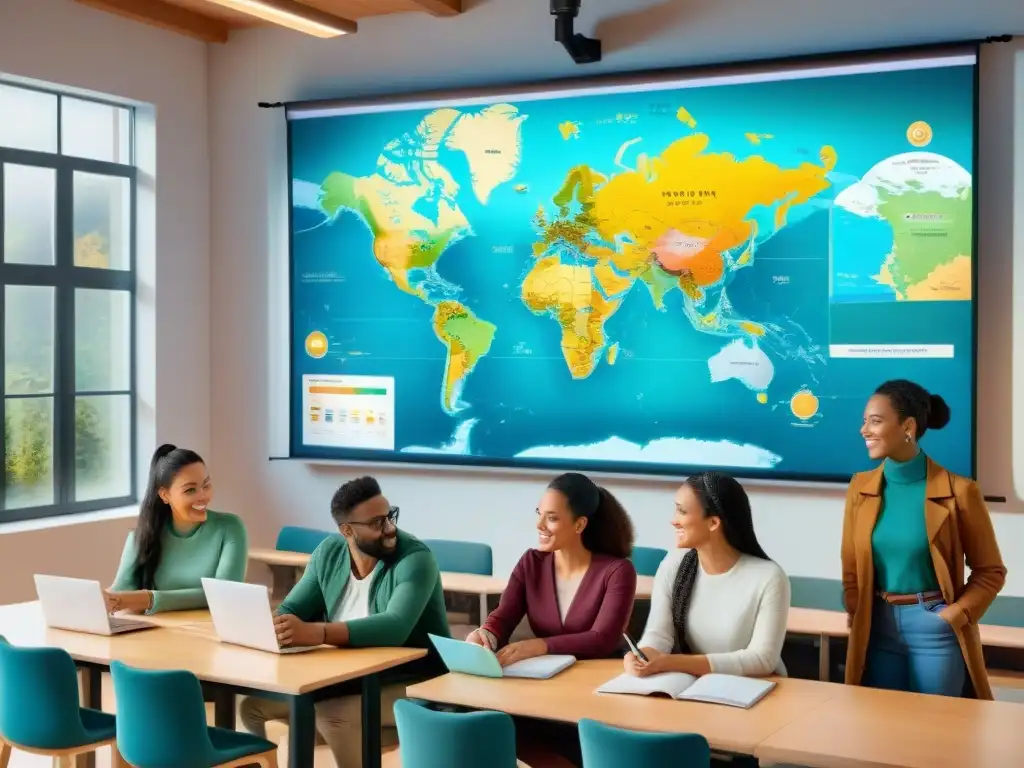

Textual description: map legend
[302,374,395,450]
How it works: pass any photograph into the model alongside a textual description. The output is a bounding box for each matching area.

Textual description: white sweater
[638,549,791,677]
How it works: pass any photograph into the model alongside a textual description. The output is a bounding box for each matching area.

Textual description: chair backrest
[394,699,518,768]
[578,719,711,767]
[631,546,668,577]
[110,661,215,767]
[420,539,493,575]
[275,525,333,554]
[0,639,92,749]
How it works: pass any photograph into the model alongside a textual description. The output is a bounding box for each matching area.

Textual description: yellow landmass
[607,343,619,365]
[588,134,831,287]
[432,300,496,413]
[756,392,768,404]
[905,255,972,301]
[744,133,775,145]
[444,104,525,204]
[677,107,697,128]
[738,321,766,337]
[328,173,470,299]
[594,261,633,297]
[558,121,581,140]
[522,256,622,379]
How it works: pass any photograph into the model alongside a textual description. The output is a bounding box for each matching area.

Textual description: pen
[622,632,649,662]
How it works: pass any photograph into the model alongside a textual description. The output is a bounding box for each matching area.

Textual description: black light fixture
[551,0,601,64]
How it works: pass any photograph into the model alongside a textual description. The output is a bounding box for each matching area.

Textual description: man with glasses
[239,476,450,767]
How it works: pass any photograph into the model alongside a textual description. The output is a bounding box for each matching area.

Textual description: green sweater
[872,451,939,594]
[111,510,249,613]
[278,530,450,678]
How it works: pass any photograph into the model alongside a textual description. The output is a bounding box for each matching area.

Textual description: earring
[905,433,913,443]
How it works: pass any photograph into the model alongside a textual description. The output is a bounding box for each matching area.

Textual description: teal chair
[276,525,332,554]
[0,637,122,767]
[631,546,667,577]
[393,699,528,767]
[578,718,711,767]
[421,539,493,575]
[110,661,276,768]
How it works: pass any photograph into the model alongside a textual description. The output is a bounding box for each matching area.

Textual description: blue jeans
[862,594,966,697]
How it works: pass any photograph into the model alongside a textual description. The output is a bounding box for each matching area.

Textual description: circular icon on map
[790,389,819,421]
[906,121,933,148]
[305,331,328,359]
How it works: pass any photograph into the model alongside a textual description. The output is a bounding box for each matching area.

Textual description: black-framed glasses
[347,506,399,532]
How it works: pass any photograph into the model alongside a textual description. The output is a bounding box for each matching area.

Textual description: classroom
[1,0,1023,767]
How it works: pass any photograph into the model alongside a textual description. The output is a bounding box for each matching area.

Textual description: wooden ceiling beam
[75,0,230,43]
[408,0,462,17]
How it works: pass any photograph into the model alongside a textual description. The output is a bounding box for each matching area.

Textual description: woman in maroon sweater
[467,472,637,665]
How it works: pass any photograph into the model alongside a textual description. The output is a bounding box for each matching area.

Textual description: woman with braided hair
[625,471,790,679]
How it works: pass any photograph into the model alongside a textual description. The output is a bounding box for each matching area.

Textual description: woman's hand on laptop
[103,590,152,615]
[273,614,324,648]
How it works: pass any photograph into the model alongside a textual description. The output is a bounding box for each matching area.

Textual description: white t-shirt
[331,562,382,623]
[637,549,791,677]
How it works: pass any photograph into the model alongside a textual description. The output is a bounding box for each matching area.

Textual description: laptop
[201,578,321,654]
[34,575,155,636]
[429,633,576,679]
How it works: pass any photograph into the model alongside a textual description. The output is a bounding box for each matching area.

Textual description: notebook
[596,672,776,709]
[429,634,576,680]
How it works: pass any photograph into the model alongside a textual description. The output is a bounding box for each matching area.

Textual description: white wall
[0,0,210,603]
[208,0,1024,595]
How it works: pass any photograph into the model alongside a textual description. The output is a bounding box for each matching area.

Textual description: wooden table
[786,606,1024,682]
[406,659,838,757]
[756,683,1024,768]
[0,602,425,768]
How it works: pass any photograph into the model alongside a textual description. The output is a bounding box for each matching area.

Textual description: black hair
[134,443,206,590]
[874,379,951,439]
[331,476,382,524]
[670,471,769,653]
[547,472,635,560]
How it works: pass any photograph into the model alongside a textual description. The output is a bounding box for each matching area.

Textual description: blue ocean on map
[288,60,976,480]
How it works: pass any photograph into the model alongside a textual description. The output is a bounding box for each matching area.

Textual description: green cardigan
[278,530,450,679]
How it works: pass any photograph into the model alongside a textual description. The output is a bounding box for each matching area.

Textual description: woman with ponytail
[626,471,789,679]
[466,472,637,665]
[105,444,248,614]
[843,380,1005,699]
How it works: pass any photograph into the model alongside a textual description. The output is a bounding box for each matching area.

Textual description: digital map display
[288,53,976,480]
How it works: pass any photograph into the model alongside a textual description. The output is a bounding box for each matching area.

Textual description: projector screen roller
[285,48,978,482]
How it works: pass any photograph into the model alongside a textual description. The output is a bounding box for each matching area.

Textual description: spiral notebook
[597,672,776,709]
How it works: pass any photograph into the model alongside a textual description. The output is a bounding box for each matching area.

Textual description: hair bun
[927,394,951,430]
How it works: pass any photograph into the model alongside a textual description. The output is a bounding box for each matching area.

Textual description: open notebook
[429,634,576,680]
[597,672,776,709]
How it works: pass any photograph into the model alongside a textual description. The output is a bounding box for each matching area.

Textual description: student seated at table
[467,472,637,662]
[105,443,247,615]
[625,471,789,679]
[239,476,450,768]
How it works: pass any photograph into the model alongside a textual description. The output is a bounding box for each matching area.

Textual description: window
[0,82,135,522]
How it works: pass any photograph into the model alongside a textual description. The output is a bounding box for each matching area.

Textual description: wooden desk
[406,659,838,757]
[0,602,425,768]
[756,683,1024,768]
[786,606,1024,682]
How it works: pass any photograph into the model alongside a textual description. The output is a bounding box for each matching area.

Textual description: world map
[289,60,976,480]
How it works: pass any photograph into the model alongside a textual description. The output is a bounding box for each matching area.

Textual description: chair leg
[53,756,75,768]
[0,741,11,768]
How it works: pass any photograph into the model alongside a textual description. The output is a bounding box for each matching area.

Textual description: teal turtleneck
[871,450,939,594]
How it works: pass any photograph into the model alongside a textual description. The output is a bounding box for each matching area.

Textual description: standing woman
[105,444,249,614]
[843,380,1006,698]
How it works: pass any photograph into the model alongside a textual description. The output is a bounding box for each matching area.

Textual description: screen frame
[282,41,981,485]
